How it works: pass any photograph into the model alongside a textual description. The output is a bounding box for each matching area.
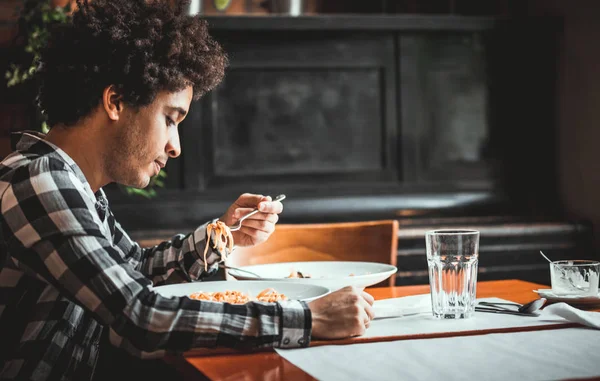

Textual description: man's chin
[137,177,151,189]
[120,176,151,189]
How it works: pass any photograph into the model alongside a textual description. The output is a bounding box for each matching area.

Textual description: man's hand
[220,193,283,247]
[308,286,375,339]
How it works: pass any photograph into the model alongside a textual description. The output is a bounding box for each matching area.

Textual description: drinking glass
[550,260,600,296]
[426,229,480,319]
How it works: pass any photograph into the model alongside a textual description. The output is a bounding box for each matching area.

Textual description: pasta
[189,288,287,304]
[287,270,311,278]
[203,220,234,271]
[256,288,288,303]
[189,290,250,304]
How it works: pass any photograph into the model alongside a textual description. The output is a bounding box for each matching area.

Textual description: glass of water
[426,229,480,319]
[550,260,600,297]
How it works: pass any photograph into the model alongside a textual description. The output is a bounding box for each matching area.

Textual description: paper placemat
[369,295,572,337]
[276,327,600,381]
[305,295,580,347]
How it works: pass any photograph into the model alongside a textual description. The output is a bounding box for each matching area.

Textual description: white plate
[534,289,600,306]
[153,280,330,303]
[227,261,398,291]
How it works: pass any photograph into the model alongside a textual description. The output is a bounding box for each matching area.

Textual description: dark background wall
[525,0,600,251]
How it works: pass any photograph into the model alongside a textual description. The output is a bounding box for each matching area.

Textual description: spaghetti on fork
[203,220,234,271]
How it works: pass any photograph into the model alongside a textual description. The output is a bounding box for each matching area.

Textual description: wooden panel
[183,31,398,190]
[22,16,557,236]
[213,68,383,176]
[213,31,393,67]
[399,33,492,183]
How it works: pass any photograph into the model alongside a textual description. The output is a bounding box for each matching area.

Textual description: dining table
[163,279,600,381]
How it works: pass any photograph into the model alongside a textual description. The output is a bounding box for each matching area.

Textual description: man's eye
[166,116,175,127]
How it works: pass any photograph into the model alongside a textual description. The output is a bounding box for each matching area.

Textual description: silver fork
[219,263,262,278]
[228,194,286,232]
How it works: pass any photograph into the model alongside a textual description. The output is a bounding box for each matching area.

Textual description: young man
[0,0,375,380]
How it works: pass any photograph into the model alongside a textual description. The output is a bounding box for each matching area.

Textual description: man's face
[105,86,193,188]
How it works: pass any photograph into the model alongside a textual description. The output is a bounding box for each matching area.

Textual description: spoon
[478,298,547,314]
[474,306,540,317]
[228,194,287,232]
[219,263,262,278]
[539,250,585,291]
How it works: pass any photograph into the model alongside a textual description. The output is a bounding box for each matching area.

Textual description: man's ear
[102,85,123,121]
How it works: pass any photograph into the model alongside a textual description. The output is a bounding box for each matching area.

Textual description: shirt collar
[11,130,92,191]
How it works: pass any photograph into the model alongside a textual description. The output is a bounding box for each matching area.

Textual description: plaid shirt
[0,132,311,380]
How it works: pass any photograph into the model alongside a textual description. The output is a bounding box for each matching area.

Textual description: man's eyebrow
[166,106,187,118]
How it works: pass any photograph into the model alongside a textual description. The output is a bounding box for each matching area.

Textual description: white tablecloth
[277,327,600,381]
[276,295,600,381]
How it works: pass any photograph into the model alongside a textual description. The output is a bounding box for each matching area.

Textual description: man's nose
[166,127,181,158]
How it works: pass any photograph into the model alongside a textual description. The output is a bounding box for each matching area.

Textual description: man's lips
[155,160,166,168]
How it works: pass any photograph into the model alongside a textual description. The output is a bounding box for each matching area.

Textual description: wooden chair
[224,220,399,287]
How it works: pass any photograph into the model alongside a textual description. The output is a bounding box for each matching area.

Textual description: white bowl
[227,261,398,291]
[153,280,330,303]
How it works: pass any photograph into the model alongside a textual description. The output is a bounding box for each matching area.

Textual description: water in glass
[428,253,478,318]
[426,230,480,319]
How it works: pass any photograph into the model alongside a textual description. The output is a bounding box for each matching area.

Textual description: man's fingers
[258,199,283,214]
[246,213,279,225]
[234,193,267,208]
[233,194,283,214]
[238,218,276,234]
[234,210,279,224]
[238,225,270,241]
[364,304,375,322]
[362,291,375,305]
[233,207,255,219]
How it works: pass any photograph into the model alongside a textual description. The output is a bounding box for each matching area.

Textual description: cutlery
[474,306,539,317]
[372,305,431,320]
[373,305,542,319]
[539,250,585,291]
[478,298,547,314]
[228,194,286,232]
[219,264,262,278]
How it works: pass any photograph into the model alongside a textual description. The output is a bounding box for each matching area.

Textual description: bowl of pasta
[227,261,398,290]
[152,280,330,304]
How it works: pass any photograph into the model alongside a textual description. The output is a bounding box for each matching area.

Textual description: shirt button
[283,338,291,345]
[298,338,306,345]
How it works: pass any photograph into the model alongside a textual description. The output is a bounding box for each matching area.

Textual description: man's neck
[45,121,110,193]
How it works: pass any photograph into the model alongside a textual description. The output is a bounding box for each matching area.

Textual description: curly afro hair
[37,0,228,127]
